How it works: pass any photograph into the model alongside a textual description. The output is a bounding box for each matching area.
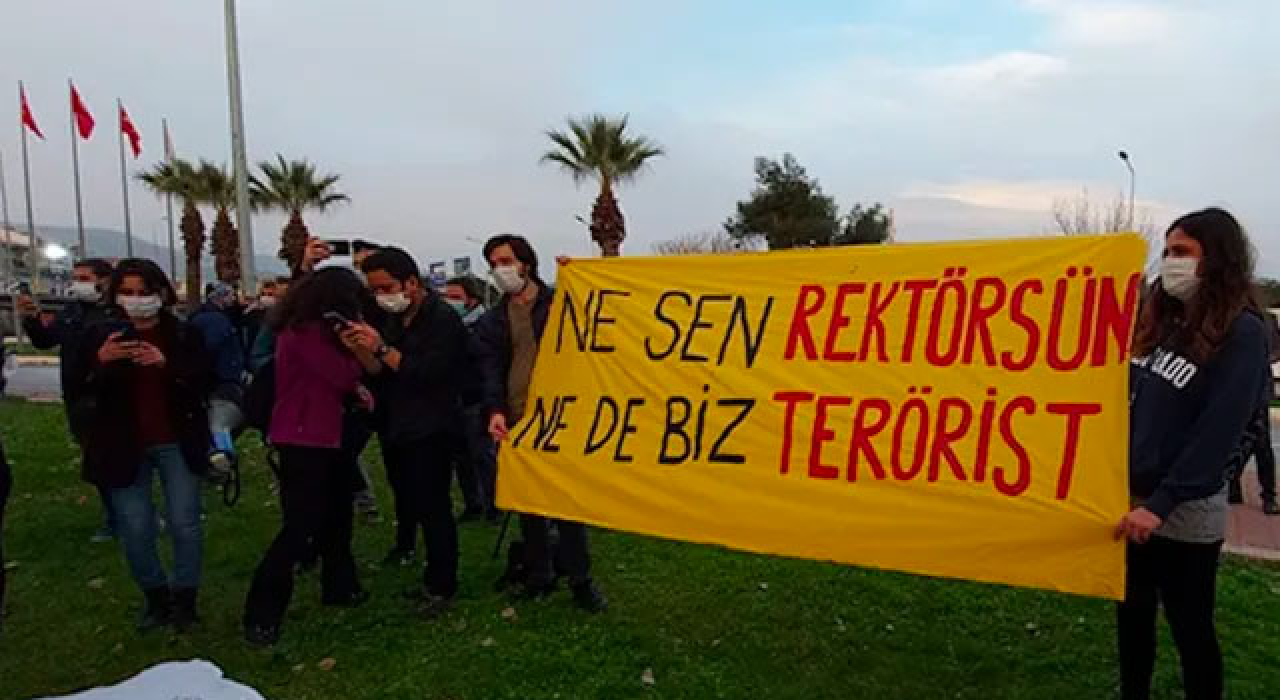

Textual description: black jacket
[23,300,116,404]
[372,293,469,444]
[70,313,215,488]
[1129,311,1270,518]
[472,284,555,419]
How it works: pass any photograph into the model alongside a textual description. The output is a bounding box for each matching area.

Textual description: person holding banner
[1117,207,1270,700]
[475,234,607,613]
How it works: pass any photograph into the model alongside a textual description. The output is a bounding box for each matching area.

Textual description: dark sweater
[1129,311,1270,519]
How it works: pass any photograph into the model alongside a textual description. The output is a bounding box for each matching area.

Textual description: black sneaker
[417,593,454,620]
[170,587,200,632]
[1228,483,1244,505]
[137,588,172,632]
[1264,500,1280,516]
[571,581,608,614]
[244,623,280,648]
[382,548,415,567]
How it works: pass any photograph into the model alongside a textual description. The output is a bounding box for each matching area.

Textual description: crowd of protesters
[0,212,1275,699]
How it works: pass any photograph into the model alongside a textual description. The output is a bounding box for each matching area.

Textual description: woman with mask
[72,259,214,632]
[243,267,374,646]
[1117,208,1270,699]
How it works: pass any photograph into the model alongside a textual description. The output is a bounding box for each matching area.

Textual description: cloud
[927,51,1068,94]
[1024,0,1181,46]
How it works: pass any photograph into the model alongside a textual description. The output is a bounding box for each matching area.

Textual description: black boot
[138,587,172,632]
[570,580,608,613]
[171,587,199,632]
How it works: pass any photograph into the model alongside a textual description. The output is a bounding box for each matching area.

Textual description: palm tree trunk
[179,200,206,312]
[279,210,310,271]
[590,180,625,257]
[211,207,242,286]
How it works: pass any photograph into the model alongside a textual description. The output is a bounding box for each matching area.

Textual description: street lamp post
[224,0,257,292]
[1117,150,1136,231]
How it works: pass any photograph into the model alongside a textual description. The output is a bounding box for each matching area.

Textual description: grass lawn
[0,398,1277,699]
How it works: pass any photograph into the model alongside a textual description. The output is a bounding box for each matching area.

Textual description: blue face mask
[446,299,468,316]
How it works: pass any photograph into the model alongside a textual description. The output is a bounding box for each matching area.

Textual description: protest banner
[497,234,1147,599]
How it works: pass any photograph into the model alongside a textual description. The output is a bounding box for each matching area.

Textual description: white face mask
[376,292,411,314]
[1160,256,1201,302]
[258,295,278,308]
[69,281,100,302]
[493,265,527,295]
[117,294,163,320]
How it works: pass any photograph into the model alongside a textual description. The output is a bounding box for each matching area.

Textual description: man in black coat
[18,258,118,541]
[342,247,469,618]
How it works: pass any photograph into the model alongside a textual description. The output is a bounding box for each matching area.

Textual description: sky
[1,0,1277,275]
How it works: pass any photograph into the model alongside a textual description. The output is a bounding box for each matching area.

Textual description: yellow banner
[498,235,1146,600]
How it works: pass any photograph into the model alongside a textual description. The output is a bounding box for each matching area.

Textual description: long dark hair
[105,258,179,310]
[1133,207,1258,363]
[268,267,369,331]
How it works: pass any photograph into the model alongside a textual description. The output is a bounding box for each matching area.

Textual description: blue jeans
[110,445,203,590]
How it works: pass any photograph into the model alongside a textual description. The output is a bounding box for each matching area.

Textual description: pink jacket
[268,322,361,448]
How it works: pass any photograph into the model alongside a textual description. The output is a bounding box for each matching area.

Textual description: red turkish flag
[20,85,44,140]
[119,103,141,158]
[70,84,94,139]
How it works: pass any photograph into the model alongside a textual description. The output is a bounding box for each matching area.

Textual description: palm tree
[541,114,664,257]
[137,159,204,309]
[195,161,241,286]
[251,156,349,270]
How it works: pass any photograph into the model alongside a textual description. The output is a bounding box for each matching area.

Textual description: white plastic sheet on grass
[35,660,265,700]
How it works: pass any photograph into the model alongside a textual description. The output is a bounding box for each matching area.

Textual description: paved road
[4,365,61,401]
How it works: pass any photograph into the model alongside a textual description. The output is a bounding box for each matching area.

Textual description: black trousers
[519,514,592,585]
[1117,536,1223,700]
[0,441,11,620]
[244,445,361,629]
[383,435,458,597]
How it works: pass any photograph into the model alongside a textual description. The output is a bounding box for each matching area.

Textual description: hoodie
[1129,311,1269,522]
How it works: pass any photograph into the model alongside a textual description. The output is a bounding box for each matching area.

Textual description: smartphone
[103,320,138,341]
[323,311,352,328]
[325,240,352,257]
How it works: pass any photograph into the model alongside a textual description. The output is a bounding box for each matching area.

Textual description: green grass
[0,398,1277,699]
[3,341,56,358]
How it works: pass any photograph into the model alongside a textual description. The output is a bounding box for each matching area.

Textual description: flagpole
[162,119,177,280]
[225,0,257,292]
[19,83,41,294]
[69,80,88,260]
[116,99,133,257]
[0,149,19,342]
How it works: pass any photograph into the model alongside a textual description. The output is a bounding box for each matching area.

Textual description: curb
[1225,543,1280,562]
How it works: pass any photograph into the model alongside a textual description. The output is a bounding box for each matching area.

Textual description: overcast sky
[1,0,1276,274]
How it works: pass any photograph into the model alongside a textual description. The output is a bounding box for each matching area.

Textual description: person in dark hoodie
[72,259,214,632]
[17,257,118,542]
[473,234,607,613]
[1117,207,1270,700]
